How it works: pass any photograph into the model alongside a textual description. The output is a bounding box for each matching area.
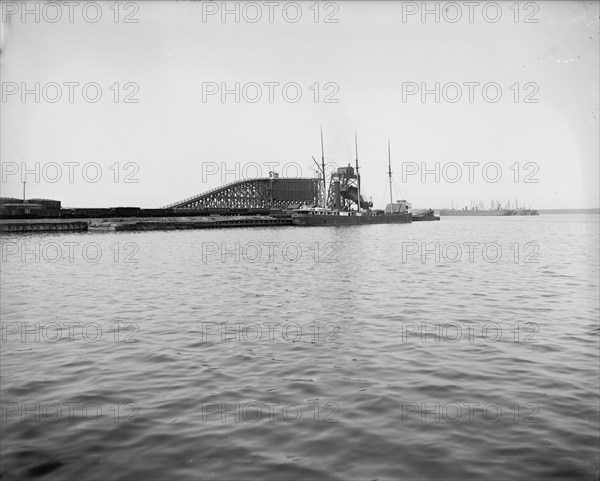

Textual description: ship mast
[320,126,327,209]
[388,139,394,213]
[355,131,361,212]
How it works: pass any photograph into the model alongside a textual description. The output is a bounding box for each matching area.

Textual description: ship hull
[513,210,539,216]
[291,212,412,226]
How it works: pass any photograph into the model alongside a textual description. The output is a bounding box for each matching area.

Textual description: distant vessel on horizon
[439,208,513,216]
[512,208,539,216]
[439,200,539,216]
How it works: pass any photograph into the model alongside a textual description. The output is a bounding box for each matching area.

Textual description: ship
[439,200,538,216]
[510,199,539,215]
[512,208,539,216]
[291,132,412,226]
[439,208,513,216]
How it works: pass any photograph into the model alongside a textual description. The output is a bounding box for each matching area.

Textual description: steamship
[291,133,412,226]
[439,200,538,216]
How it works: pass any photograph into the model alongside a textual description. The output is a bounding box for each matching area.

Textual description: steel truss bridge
[163,177,321,210]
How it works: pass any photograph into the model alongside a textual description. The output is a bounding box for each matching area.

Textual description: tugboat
[291,131,412,226]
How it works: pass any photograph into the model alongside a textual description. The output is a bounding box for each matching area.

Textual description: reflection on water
[1,215,598,480]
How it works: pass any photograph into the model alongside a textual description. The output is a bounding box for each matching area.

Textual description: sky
[1,0,598,209]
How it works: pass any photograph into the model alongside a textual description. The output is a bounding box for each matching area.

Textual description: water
[1,214,599,480]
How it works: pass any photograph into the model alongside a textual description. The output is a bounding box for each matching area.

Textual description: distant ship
[291,133,412,226]
[439,208,513,216]
[439,200,538,216]
[512,208,539,216]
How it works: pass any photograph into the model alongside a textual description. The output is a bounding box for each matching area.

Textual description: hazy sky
[1,1,598,208]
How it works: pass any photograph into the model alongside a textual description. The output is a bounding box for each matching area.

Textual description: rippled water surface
[1,214,599,480]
